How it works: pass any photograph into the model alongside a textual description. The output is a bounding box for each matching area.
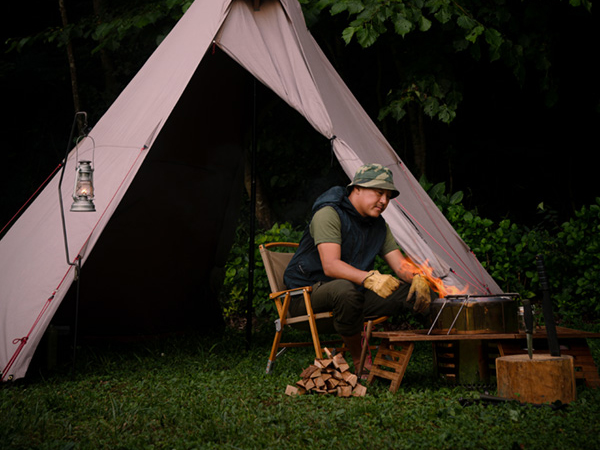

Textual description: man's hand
[408,274,431,313]
[362,270,400,298]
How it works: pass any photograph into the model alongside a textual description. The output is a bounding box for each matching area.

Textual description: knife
[536,254,561,356]
[523,299,534,359]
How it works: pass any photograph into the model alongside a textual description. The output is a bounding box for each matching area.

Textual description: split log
[285,385,307,396]
[352,383,367,397]
[337,385,353,397]
[315,358,333,369]
[342,372,358,388]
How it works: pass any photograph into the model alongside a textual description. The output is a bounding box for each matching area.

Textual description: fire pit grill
[428,293,520,335]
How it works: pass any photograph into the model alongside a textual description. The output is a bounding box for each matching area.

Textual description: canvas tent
[0,0,501,382]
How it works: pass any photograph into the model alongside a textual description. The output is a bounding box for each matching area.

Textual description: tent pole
[58,111,87,374]
[246,78,258,350]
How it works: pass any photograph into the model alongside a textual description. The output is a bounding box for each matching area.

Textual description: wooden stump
[496,354,576,404]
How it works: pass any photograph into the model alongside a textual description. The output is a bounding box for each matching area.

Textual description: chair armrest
[286,311,333,325]
[269,286,312,300]
[365,315,389,325]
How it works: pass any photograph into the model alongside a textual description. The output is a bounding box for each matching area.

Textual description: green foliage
[220,222,304,319]
[378,79,463,124]
[554,200,600,320]
[6,1,192,54]
[424,178,600,325]
[5,0,195,118]
[308,0,506,123]
[305,0,592,124]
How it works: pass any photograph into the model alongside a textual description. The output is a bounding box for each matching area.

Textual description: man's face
[350,186,393,218]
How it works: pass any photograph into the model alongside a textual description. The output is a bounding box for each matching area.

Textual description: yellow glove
[362,270,400,298]
[408,274,431,313]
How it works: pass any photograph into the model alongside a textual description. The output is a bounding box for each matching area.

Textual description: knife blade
[523,299,534,359]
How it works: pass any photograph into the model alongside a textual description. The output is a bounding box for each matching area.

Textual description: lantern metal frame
[70,130,96,212]
[57,111,94,373]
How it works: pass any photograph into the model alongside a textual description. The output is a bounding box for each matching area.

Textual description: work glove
[362,270,400,299]
[408,274,431,313]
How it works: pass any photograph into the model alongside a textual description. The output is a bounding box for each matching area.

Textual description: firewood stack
[285,348,367,397]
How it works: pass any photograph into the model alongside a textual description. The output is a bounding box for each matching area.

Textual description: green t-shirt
[309,206,399,256]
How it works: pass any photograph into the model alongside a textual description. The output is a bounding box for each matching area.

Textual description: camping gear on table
[428,295,519,335]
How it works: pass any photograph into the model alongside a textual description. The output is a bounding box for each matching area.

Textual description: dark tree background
[1,0,598,234]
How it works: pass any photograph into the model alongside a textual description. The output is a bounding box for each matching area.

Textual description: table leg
[367,340,414,393]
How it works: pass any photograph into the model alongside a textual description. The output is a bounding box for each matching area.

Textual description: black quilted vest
[284,186,387,289]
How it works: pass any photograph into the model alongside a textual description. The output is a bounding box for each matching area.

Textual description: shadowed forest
[1,1,597,232]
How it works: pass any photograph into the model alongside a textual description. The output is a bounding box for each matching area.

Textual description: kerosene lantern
[70,159,95,212]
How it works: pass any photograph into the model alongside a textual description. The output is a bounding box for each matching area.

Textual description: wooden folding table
[365,326,600,393]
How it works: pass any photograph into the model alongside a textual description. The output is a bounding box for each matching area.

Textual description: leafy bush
[220,222,303,319]
[553,201,600,321]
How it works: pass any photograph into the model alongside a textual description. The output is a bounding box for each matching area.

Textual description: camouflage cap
[347,163,399,198]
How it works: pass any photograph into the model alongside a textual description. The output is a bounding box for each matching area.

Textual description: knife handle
[523,299,534,334]
[536,254,549,291]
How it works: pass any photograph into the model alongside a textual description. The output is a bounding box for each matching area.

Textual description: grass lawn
[2,324,600,449]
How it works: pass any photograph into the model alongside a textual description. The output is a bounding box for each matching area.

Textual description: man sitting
[284,163,432,372]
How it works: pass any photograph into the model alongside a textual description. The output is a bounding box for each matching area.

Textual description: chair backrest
[259,242,299,293]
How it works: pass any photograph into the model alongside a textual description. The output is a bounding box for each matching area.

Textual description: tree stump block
[496,354,576,404]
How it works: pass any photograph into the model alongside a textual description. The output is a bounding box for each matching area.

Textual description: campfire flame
[400,257,470,298]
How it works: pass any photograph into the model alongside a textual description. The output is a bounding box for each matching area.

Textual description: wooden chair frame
[261,242,387,375]
[261,243,335,374]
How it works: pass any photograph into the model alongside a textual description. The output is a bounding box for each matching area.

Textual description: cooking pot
[429,294,519,335]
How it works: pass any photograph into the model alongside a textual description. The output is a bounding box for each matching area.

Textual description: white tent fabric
[0,0,500,382]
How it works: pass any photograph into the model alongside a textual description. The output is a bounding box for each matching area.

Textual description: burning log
[285,348,367,397]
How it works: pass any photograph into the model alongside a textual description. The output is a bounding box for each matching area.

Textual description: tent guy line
[0,164,62,236]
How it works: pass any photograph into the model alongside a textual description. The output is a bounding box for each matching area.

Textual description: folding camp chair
[260,242,387,374]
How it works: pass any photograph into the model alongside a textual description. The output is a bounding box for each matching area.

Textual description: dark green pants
[288,279,415,336]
